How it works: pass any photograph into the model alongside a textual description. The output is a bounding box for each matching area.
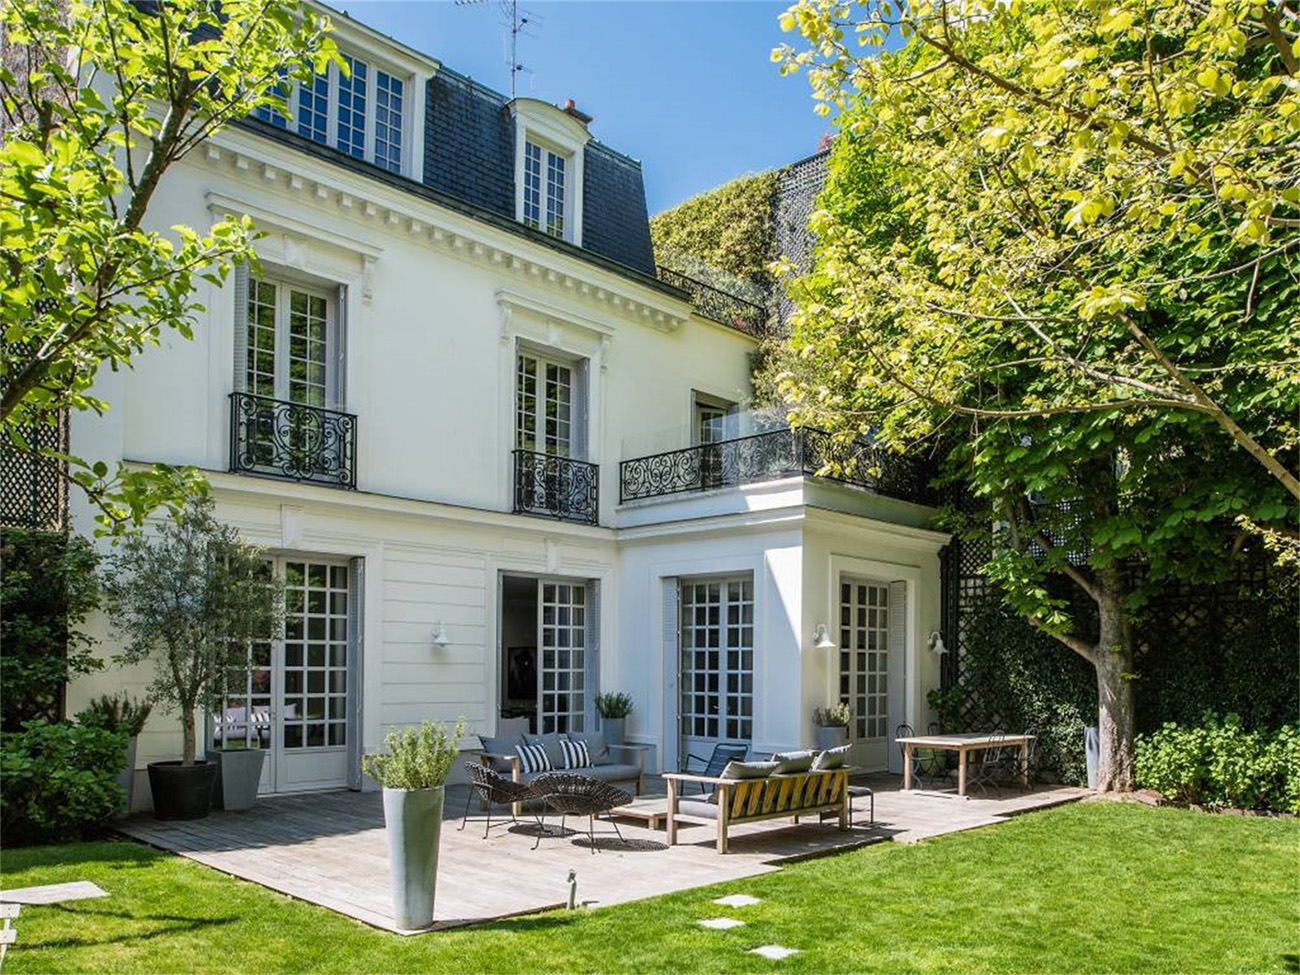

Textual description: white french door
[245,278,338,407]
[679,577,754,760]
[538,580,587,735]
[516,352,572,457]
[213,557,354,794]
[839,577,890,770]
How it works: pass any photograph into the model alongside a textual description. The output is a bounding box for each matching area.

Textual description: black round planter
[147,760,217,820]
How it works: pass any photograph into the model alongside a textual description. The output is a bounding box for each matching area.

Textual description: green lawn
[2,802,1296,974]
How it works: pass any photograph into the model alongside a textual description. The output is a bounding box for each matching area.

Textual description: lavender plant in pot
[102,496,283,820]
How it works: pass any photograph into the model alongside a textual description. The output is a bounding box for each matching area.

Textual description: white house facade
[64,6,949,807]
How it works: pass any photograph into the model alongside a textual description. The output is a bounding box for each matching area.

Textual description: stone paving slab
[0,882,109,905]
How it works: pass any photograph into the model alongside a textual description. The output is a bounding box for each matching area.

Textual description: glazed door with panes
[243,278,340,472]
[537,581,587,734]
[839,577,890,770]
[679,577,754,760]
[516,352,575,511]
[212,558,353,794]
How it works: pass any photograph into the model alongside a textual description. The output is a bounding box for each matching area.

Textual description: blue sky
[340,1,831,213]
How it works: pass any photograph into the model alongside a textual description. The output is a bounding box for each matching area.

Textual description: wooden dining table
[896,733,1036,797]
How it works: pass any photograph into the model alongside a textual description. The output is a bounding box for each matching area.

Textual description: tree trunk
[182,708,197,766]
[1093,583,1135,792]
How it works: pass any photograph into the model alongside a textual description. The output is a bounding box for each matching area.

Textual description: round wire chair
[529,772,633,854]
[459,762,542,838]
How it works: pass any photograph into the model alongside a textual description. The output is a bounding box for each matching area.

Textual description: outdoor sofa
[663,747,853,853]
[477,729,644,797]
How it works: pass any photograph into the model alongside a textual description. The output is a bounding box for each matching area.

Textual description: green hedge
[1135,714,1300,813]
[951,591,1096,784]
[1,720,128,845]
[650,171,778,287]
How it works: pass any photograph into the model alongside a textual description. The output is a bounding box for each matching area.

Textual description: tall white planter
[383,786,444,930]
[115,736,139,816]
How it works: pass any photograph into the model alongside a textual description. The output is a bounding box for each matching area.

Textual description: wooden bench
[663,768,852,853]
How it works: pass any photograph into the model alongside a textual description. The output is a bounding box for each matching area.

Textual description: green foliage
[925,686,968,734]
[0,720,127,845]
[362,720,466,791]
[0,529,102,732]
[957,590,1097,785]
[650,172,779,286]
[813,702,851,727]
[101,496,283,765]
[1135,715,1300,813]
[0,0,339,533]
[76,694,152,738]
[594,692,635,719]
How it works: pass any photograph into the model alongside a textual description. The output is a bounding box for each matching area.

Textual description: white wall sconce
[432,622,450,649]
[812,623,837,650]
[927,631,948,656]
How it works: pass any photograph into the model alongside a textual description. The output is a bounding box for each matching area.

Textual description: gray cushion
[478,734,522,773]
[564,731,611,766]
[677,798,720,820]
[812,744,851,770]
[772,750,815,774]
[720,760,778,780]
[524,732,565,770]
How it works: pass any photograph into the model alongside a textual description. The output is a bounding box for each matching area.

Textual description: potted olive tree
[76,694,152,814]
[103,496,282,821]
[363,719,465,931]
[595,692,634,747]
[813,702,852,750]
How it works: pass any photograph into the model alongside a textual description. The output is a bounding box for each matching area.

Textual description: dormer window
[523,140,568,239]
[253,54,411,175]
[511,98,590,246]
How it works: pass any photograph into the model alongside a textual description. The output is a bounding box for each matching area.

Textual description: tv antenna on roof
[454,0,540,99]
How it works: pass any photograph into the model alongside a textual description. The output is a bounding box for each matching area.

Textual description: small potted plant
[363,719,466,931]
[102,496,283,821]
[595,692,635,746]
[813,702,852,749]
[76,693,152,815]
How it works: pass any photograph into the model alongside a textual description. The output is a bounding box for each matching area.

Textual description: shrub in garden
[1,720,127,845]
[1135,713,1299,813]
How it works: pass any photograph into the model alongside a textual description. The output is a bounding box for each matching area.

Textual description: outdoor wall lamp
[812,623,837,650]
[927,631,948,656]
[432,622,450,649]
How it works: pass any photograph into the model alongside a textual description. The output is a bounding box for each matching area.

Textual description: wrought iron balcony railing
[229,392,357,489]
[619,427,937,506]
[513,449,599,525]
[656,265,771,338]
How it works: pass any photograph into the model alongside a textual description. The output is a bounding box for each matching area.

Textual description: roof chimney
[562,99,593,125]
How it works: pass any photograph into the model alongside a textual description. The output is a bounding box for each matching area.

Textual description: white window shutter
[888,580,907,745]
[232,263,249,393]
[346,557,365,790]
[572,359,590,461]
[334,283,348,411]
[586,578,600,734]
[662,577,680,770]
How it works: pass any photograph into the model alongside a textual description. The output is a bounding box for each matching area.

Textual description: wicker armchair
[459,762,542,838]
[530,771,632,854]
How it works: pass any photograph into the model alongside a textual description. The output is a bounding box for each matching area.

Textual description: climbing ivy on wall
[650,172,779,287]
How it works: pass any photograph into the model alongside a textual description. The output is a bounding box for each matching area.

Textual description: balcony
[619,427,937,507]
[512,450,599,525]
[229,392,357,489]
[656,265,771,338]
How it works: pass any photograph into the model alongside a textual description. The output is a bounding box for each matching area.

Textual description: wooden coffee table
[606,796,676,830]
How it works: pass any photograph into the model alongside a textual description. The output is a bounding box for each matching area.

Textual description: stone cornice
[197,127,693,333]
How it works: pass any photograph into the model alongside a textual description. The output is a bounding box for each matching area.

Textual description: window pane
[374,71,404,173]
[337,56,368,159]
[297,71,329,143]
[545,150,566,238]
[523,141,543,230]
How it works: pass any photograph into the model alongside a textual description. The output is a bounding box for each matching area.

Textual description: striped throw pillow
[559,738,591,770]
[515,742,551,774]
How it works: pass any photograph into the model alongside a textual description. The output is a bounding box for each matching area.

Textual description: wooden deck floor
[115,777,1086,934]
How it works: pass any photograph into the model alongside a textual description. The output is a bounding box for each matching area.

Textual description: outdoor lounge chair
[459,762,543,838]
[528,771,632,854]
[679,743,748,795]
